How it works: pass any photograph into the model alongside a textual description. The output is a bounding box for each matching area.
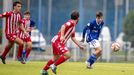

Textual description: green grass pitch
[0,61,134,75]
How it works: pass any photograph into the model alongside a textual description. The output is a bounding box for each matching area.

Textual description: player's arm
[0,12,10,18]
[0,14,2,18]
[71,36,85,50]
[19,21,28,36]
[81,23,91,42]
[60,25,65,42]
[97,23,104,38]
[20,24,28,35]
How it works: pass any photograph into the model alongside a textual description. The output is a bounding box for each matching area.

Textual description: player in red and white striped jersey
[18,11,33,62]
[0,1,25,64]
[41,10,85,75]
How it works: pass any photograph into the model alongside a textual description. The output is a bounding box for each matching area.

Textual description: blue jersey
[82,19,104,42]
[29,20,35,35]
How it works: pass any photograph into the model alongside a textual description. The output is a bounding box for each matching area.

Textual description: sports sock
[54,55,67,66]
[1,45,10,58]
[87,54,97,66]
[17,45,24,58]
[26,47,32,58]
[43,59,54,70]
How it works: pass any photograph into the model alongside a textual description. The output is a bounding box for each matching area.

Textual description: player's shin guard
[43,59,54,70]
[87,54,97,66]
[17,45,24,58]
[54,55,68,66]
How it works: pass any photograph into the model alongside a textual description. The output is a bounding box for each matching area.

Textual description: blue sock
[87,54,97,66]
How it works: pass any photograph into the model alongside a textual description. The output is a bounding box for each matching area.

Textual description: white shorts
[88,39,100,48]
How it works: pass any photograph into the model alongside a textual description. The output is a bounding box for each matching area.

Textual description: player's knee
[28,44,32,48]
[19,42,24,46]
[99,50,102,55]
[64,52,71,59]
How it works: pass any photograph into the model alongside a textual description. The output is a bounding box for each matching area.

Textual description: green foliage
[0,61,134,75]
[123,11,134,47]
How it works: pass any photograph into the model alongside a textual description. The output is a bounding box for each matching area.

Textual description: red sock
[54,55,68,66]
[17,45,23,58]
[43,59,54,70]
[1,45,10,58]
[26,47,32,58]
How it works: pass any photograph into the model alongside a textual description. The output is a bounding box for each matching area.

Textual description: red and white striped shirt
[0,11,22,34]
[18,18,30,39]
[52,20,75,44]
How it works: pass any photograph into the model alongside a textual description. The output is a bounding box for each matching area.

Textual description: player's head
[96,11,103,24]
[71,10,79,24]
[24,10,30,20]
[13,1,22,12]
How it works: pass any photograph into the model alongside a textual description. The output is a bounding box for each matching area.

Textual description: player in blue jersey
[81,11,104,69]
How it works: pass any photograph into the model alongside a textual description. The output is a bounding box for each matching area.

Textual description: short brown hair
[24,10,30,15]
[13,1,22,7]
[96,11,103,18]
[71,10,79,20]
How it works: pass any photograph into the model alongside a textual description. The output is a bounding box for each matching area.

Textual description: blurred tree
[123,11,134,47]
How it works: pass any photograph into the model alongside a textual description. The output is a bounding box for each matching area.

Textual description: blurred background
[0,0,134,63]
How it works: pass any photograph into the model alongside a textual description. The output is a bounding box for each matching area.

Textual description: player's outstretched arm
[0,14,2,18]
[71,36,85,50]
[0,12,9,18]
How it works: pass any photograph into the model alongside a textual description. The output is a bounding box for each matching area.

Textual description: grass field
[0,61,134,75]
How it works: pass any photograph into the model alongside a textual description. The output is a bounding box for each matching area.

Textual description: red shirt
[18,18,30,39]
[0,11,22,34]
[52,20,75,44]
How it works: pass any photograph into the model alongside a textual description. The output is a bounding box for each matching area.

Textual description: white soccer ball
[111,42,120,52]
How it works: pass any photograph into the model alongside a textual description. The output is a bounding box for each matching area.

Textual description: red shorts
[6,34,18,42]
[21,37,31,42]
[52,41,69,55]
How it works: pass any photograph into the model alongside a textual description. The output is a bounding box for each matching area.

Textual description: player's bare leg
[14,37,25,64]
[0,42,14,64]
[50,51,71,74]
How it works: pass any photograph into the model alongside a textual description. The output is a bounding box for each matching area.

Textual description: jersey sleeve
[19,19,25,26]
[0,12,10,17]
[64,21,74,29]
[30,20,35,27]
[82,22,92,39]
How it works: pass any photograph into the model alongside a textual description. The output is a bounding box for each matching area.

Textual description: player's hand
[79,45,86,51]
[80,38,84,42]
[79,42,86,51]
[24,31,29,36]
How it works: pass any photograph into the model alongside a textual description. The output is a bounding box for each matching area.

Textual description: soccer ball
[111,42,120,52]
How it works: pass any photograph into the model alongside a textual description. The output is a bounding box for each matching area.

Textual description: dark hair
[71,10,79,20]
[24,10,30,15]
[96,11,103,18]
[13,1,22,7]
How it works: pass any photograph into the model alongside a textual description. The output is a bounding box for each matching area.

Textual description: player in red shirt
[18,11,33,62]
[40,10,85,75]
[0,1,25,64]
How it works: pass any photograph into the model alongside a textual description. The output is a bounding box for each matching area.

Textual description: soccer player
[40,10,85,75]
[81,11,104,69]
[18,11,34,62]
[0,1,25,64]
